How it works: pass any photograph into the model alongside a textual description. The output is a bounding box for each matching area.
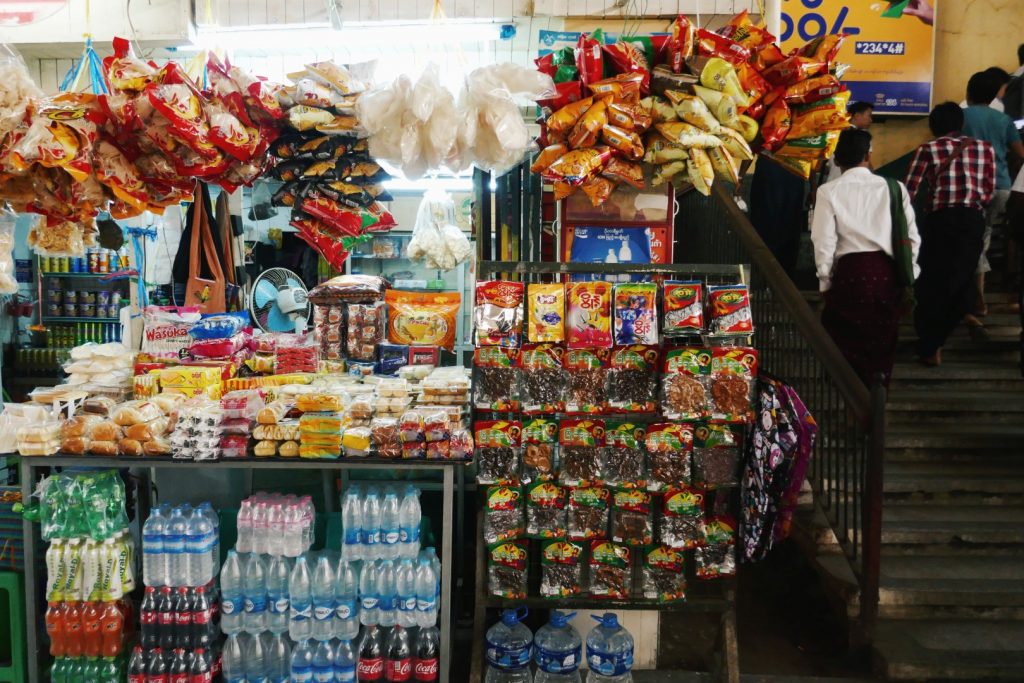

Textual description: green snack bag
[540,538,584,599]
[696,516,737,580]
[567,486,610,541]
[588,539,631,599]
[488,539,529,599]
[526,480,567,539]
[483,485,524,545]
[643,544,687,602]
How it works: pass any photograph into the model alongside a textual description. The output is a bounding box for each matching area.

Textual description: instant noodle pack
[531,10,852,204]
[476,276,751,601]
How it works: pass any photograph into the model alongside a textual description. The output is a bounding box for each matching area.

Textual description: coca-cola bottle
[157,587,175,651]
[170,648,191,683]
[174,587,193,650]
[190,648,212,683]
[413,627,439,682]
[128,645,147,683]
[192,586,213,649]
[357,625,386,681]
[385,625,412,682]
[140,587,159,650]
[148,646,170,683]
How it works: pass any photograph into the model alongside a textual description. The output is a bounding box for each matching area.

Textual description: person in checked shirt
[905,102,997,366]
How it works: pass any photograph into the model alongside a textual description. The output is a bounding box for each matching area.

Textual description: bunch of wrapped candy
[531,11,852,202]
[0,38,287,255]
[268,60,397,271]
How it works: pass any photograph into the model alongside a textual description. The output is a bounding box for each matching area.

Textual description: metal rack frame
[20,456,468,683]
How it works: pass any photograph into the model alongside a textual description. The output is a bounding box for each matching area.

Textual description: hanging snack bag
[642,545,686,603]
[659,486,706,550]
[483,486,525,545]
[527,283,566,343]
[613,282,657,346]
[575,30,605,89]
[709,347,757,423]
[603,421,647,490]
[525,481,567,539]
[473,347,521,412]
[645,422,693,492]
[661,348,711,421]
[520,344,568,414]
[559,419,606,488]
[667,14,697,73]
[523,417,559,483]
[546,97,594,134]
[708,284,753,336]
[588,540,631,599]
[565,348,609,414]
[607,345,659,413]
[540,539,585,599]
[385,290,461,351]
[474,280,525,348]
[488,539,528,599]
[693,423,741,488]
[610,489,653,547]
[567,486,610,541]
[696,516,737,579]
[567,281,613,349]
[663,281,704,336]
[475,420,523,485]
[543,146,615,187]
[696,28,751,65]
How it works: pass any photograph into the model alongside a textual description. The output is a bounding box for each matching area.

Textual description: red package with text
[667,15,696,73]
[708,284,753,336]
[274,334,318,374]
[798,34,847,64]
[760,98,791,152]
[474,280,525,348]
[146,63,212,151]
[206,99,259,161]
[567,281,613,349]
[575,31,605,89]
[762,56,828,88]
[103,37,158,92]
[663,281,704,335]
[190,332,249,359]
[93,140,149,213]
[751,43,786,73]
[696,28,750,65]
[721,10,777,50]
[602,42,652,95]
[538,81,583,113]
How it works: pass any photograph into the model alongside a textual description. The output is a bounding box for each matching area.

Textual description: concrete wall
[870,0,1024,167]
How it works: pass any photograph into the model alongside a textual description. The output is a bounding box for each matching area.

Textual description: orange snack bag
[601,125,644,160]
[547,97,594,133]
[581,175,616,207]
[385,290,461,351]
[531,143,569,173]
[569,99,609,149]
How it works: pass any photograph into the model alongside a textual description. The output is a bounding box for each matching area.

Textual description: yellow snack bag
[652,160,687,187]
[788,91,851,139]
[531,144,569,173]
[716,127,753,161]
[569,99,609,149]
[528,283,567,343]
[600,124,644,160]
[687,148,714,196]
[708,146,740,184]
[693,85,738,128]
[547,97,594,133]
[641,96,679,123]
[774,133,834,160]
[655,122,723,149]
[581,175,616,207]
[664,91,720,132]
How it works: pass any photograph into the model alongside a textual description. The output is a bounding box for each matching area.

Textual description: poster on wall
[781,0,937,115]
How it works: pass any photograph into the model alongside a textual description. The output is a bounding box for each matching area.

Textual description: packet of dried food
[707,284,753,336]
[603,421,647,490]
[588,540,631,599]
[547,97,594,134]
[559,419,606,488]
[488,539,529,599]
[709,347,757,423]
[659,485,706,550]
[474,280,525,348]
[610,489,653,546]
[696,516,737,579]
[567,486,610,541]
[607,345,659,413]
[540,539,584,599]
[527,283,566,343]
[567,281,613,350]
[661,348,711,421]
[523,418,559,483]
[569,98,608,149]
[645,422,693,492]
[526,481,567,539]
[565,348,609,414]
[520,343,568,414]
[613,283,657,346]
[693,423,741,488]
[484,485,525,545]
[475,420,523,485]
[473,347,521,412]
[663,281,704,336]
[642,544,686,602]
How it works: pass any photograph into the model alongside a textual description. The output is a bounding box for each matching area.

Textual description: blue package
[189,312,251,340]
[376,343,410,376]
[348,361,375,378]
[569,226,653,282]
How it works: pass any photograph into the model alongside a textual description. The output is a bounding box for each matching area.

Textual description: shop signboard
[781,0,937,115]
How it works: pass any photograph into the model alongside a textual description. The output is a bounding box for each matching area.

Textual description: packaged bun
[82,396,118,416]
[63,415,103,438]
[126,417,169,442]
[61,436,89,455]
[112,400,163,426]
[278,440,299,457]
[254,440,277,457]
[119,438,144,456]
[257,400,293,425]
[90,421,123,442]
[143,437,172,457]
[89,440,118,456]
[151,393,186,415]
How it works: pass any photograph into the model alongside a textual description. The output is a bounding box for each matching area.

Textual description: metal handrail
[694,182,885,641]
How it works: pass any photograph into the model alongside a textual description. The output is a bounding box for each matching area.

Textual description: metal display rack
[469,259,748,683]
[20,456,468,683]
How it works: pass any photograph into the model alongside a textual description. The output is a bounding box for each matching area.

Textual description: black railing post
[860,378,887,641]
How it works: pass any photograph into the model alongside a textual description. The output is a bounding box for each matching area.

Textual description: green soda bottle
[67,657,85,683]
[49,656,68,683]
[98,656,120,683]
[82,657,100,681]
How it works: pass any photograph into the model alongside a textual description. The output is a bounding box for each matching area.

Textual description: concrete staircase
[869,304,1024,680]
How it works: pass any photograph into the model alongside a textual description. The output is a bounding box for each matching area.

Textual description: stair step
[890,362,1024,381]
[888,390,1024,413]
[879,556,1024,610]
[878,505,1024,545]
[886,424,1024,449]
[873,619,1024,680]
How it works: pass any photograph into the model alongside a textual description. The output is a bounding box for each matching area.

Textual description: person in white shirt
[824,102,873,183]
[812,128,921,387]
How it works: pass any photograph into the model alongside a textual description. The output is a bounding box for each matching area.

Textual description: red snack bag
[784,74,844,105]
[567,281,613,349]
[760,98,791,152]
[696,28,751,66]
[538,80,583,114]
[575,30,605,89]
[721,10,777,50]
[667,15,696,73]
[104,37,158,93]
[736,63,771,111]
[799,34,847,64]
[93,140,149,213]
[602,42,652,95]
[146,62,211,150]
[708,285,754,336]
[543,146,615,187]
[750,43,786,73]
[535,52,557,79]
[762,55,828,88]
[206,99,260,161]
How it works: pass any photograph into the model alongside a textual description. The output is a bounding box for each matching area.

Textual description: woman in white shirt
[811,128,921,387]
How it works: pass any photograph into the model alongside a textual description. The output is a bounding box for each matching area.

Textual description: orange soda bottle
[44,601,65,657]
[63,601,84,658]
[81,601,102,657]
[100,600,125,657]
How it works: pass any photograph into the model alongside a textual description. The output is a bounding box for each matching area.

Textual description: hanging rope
[125,225,157,309]
[59,1,108,94]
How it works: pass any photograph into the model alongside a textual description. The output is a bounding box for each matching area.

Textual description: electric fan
[248,267,310,333]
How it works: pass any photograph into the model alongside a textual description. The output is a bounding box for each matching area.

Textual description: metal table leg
[440,466,454,682]
[21,458,40,683]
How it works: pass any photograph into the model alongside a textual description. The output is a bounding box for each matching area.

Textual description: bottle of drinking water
[252,502,269,556]
[289,555,313,641]
[398,486,421,559]
[311,555,335,641]
[380,487,401,561]
[359,559,380,626]
[334,638,356,683]
[266,504,285,557]
[341,486,363,561]
[333,559,359,640]
[236,499,254,554]
[220,550,244,635]
[284,505,304,558]
[243,552,268,633]
[312,639,335,683]
[485,608,534,683]
[414,558,437,628]
[267,632,292,683]
[377,560,397,627]
[362,489,382,561]
[534,611,582,683]
[165,507,188,587]
[266,555,291,635]
[222,632,246,683]
[142,507,166,587]
[290,638,314,683]
[198,502,220,576]
[585,613,634,683]
[396,559,417,628]
[185,509,214,586]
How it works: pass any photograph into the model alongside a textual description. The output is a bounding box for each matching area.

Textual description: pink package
[190,332,248,359]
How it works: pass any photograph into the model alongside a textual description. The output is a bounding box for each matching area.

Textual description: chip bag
[692,85,739,128]
[527,283,566,343]
[568,98,609,149]
[567,281,613,349]
[602,157,645,190]
[666,14,697,73]
[530,143,569,173]
[644,133,689,164]
[656,122,721,149]
[600,124,644,160]
[601,41,652,95]
[763,55,828,88]
[538,80,583,113]
[581,175,615,207]
[576,30,605,89]
[607,101,652,132]
[547,97,594,134]
[664,91,720,132]
[788,91,851,139]
[588,73,644,102]
[760,99,792,151]
[799,33,847,64]
[474,280,525,348]
[652,161,687,188]
[751,43,787,72]
[716,126,754,161]
[696,28,750,65]
[613,282,657,346]
[664,281,704,335]
[722,10,777,50]
[385,290,461,351]
[687,147,714,196]
[543,146,614,186]
[708,146,740,185]
[784,74,844,105]
[694,57,750,109]
[642,96,679,123]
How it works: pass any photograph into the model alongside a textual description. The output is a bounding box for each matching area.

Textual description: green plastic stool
[0,571,26,683]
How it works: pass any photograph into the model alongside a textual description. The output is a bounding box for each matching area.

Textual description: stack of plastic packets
[170,400,223,461]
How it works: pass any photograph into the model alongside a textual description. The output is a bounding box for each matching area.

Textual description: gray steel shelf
[20,456,465,682]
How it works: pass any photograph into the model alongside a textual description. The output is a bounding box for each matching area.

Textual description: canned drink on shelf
[64,290,78,304]
[96,290,110,305]
[63,303,77,317]
[110,290,122,305]
[80,303,95,318]
[87,249,98,273]
[46,289,62,304]
[80,291,95,305]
